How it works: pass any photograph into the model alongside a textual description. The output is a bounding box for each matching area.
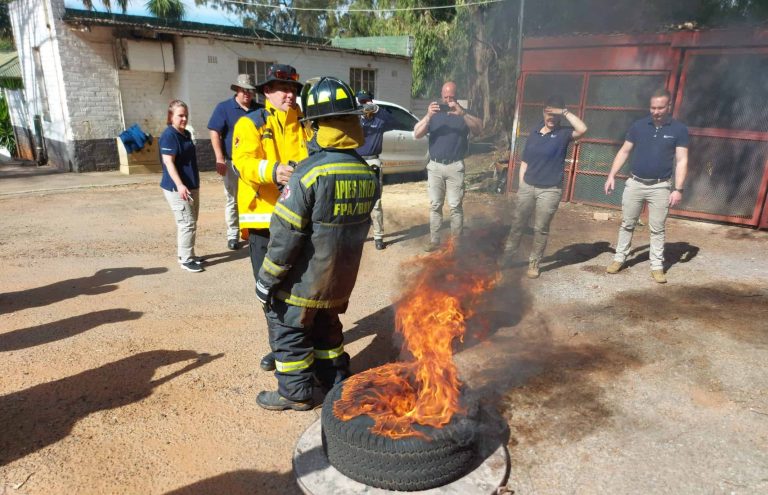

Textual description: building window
[238,59,274,84]
[350,68,376,96]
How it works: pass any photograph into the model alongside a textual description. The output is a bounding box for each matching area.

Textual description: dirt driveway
[1,160,767,494]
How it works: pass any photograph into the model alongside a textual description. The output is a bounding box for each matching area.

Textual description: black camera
[438,104,451,112]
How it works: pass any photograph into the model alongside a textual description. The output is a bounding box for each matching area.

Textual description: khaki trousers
[613,178,671,270]
[427,160,465,243]
[370,164,384,240]
[223,159,239,241]
[163,188,200,263]
[505,180,562,262]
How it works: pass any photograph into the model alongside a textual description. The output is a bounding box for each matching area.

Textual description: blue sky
[64,0,243,26]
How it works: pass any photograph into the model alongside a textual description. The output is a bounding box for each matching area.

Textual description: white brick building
[9,0,413,172]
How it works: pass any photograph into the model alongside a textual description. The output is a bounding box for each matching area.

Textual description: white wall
[118,70,172,138]
[9,0,68,142]
[58,25,123,141]
[10,0,123,142]
[175,36,412,135]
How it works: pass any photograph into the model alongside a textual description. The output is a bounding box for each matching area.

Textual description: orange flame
[333,241,499,439]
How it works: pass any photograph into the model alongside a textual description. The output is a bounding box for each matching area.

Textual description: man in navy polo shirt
[355,90,395,250]
[604,89,689,283]
[414,81,482,252]
[208,74,262,251]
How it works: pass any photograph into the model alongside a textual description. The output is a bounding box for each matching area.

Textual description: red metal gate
[569,71,671,209]
[672,47,768,226]
[508,32,768,229]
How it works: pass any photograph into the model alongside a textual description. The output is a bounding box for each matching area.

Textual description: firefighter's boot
[256,390,313,411]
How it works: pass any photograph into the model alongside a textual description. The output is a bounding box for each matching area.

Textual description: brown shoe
[606,261,623,274]
[423,241,439,253]
[651,269,667,284]
[526,260,540,279]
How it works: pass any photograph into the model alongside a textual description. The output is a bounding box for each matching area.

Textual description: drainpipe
[506,0,525,195]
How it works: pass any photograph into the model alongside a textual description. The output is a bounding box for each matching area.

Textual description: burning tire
[321,380,478,491]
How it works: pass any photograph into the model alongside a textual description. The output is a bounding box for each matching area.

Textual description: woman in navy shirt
[502,96,587,278]
[159,99,203,273]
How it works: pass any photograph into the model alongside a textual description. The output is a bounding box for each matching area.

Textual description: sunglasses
[270,69,300,81]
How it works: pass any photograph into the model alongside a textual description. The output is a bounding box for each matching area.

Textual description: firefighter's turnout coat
[257,148,381,309]
[231,100,311,238]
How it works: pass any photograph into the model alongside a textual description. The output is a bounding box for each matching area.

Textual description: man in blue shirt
[413,81,482,252]
[604,89,689,283]
[355,91,395,250]
[207,74,261,251]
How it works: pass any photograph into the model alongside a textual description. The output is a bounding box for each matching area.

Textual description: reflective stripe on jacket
[231,100,310,233]
[257,149,380,309]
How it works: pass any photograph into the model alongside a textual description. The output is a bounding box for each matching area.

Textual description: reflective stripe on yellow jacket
[231,101,310,235]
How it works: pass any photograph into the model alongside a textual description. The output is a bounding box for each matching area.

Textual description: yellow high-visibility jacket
[232,101,310,236]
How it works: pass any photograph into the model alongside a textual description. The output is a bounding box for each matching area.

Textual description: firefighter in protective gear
[254,76,381,411]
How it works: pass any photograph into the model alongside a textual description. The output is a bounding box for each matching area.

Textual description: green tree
[80,0,185,20]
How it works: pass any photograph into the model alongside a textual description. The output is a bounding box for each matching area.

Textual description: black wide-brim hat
[255,64,305,95]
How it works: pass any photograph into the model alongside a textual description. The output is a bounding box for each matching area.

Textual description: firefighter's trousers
[265,299,350,402]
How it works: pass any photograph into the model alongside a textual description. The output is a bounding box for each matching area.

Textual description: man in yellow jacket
[232,64,311,372]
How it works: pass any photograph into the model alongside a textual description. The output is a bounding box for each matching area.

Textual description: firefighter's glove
[255,279,273,312]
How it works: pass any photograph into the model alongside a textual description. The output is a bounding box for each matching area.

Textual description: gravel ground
[0,158,766,494]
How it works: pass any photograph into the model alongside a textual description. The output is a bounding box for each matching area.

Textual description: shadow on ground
[199,247,250,268]
[0,267,167,315]
[164,469,303,495]
[0,308,142,352]
[540,241,613,273]
[621,241,700,271]
[0,350,222,466]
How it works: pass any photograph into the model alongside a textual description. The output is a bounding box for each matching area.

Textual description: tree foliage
[79,0,185,20]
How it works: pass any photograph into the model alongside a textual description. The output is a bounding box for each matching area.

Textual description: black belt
[632,174,670,185]
[362,155,379,159]
[432,158,461,165]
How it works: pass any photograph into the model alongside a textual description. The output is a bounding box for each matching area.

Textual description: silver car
[373,100,428,175]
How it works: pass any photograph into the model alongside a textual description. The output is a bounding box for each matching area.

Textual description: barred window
[350,68,376,96]
[238,59,274,84]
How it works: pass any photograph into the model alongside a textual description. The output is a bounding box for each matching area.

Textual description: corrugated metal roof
[62,8,409,60]
[0,51,21,79]
[331,36,413,57]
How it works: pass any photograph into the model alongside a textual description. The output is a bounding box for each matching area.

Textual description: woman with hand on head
[159,99,203,273]
[502,95,587,278]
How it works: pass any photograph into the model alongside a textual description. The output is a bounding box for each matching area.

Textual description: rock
[593,212,612,221]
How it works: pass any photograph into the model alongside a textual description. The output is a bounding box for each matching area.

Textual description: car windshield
[379,104,417,131]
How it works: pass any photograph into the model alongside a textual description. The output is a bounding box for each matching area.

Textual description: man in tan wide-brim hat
[207,73,261,252]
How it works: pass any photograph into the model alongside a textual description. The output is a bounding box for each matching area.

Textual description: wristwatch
[673,188,684,193]
[562,109,570,116]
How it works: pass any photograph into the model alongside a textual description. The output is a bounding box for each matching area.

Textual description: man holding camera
[414,81,482,252]
[355,90,395,250]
